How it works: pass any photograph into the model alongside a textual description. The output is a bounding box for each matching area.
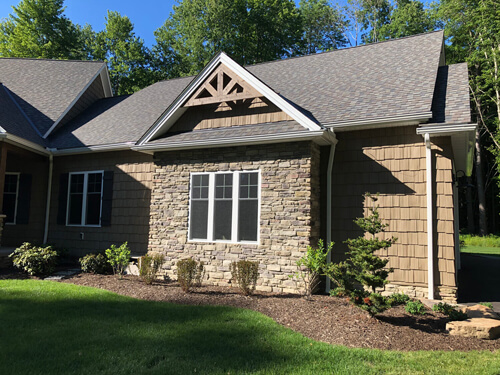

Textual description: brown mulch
[48,272,500,352]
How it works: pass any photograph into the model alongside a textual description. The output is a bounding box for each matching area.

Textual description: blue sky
[0,0,179,47]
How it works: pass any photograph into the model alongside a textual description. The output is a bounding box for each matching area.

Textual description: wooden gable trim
[184,64,262,107]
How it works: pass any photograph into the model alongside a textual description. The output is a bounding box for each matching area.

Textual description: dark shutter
[57,173,69,225]
[100,171,114,227]
[16,174,32,225]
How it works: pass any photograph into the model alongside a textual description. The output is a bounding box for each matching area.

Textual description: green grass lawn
[1,280,499,375]
[461,246,500,256]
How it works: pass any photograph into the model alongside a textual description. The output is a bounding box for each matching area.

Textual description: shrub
[387,293,410,307]
[432,302,468,321]
[231,260,259,296]
[177,258,204,292]
[79,253,112,274]
[292,239,332,298]
[139,253,165,285]
[105,242,131,278]
[324,260,352,296]
[479,302,494,309]
[359,293,390,317]
[10,242,58,276]
[405,300,427,315]
[345,193,396,293]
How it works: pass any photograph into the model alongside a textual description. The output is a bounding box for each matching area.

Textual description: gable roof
[0,58,107,137]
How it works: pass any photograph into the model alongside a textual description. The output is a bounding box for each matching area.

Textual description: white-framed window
[67,171,104,227]
[3,172,19,225]
[189,170,260,243]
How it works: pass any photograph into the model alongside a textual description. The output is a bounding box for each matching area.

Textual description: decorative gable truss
[184,64,262,107]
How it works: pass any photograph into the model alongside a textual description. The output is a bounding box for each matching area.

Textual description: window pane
[68,193,83,225]
[190,200,209,239]
[239,172,258,199]
[4,174,18,193]
[215,174,232,199]
[86,193,101,225]
[3,194,16,223]
[87,173,102,193]
[214,200,232,240]
[70,174,84,193]
[238,200,258,241]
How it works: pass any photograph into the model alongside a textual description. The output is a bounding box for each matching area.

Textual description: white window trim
[4,172,20,225]
[66,170,104,227]
[188,170,261,244]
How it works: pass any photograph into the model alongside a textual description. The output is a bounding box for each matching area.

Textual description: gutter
[43,154,53,244]
[49,142,135,155]
[323,112,433,130]
[325,129,338,293]
[0,133,50,155]
[416,123,477,135]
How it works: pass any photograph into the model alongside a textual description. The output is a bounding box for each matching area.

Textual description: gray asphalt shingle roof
[0,58,104,136]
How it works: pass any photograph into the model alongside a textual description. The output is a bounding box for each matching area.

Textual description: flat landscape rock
[461,304,499,320]
[447,318,500,340]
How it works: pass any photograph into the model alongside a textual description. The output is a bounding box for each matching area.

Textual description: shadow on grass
[0,280,320,375]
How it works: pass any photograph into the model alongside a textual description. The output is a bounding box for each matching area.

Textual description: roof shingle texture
[48,77,193,149]
[0,58,104,136]
[148,121,307,146]
[431,63,471,124]
[0,84,45,146]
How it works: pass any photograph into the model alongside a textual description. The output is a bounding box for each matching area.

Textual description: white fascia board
[324,112,433,130]
[138,52,322,145]
[416,123,477,136]
[133,130,325,153]
[0,134,50,155]
[101,65,113,98]
[43,64,107,139]
[49,142,135,155]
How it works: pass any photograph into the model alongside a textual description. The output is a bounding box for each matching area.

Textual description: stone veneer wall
[149,141,320,293]
[331,126,457,302]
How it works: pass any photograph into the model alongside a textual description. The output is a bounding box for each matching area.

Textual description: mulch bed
[55,273,500,352]
[2,267,499,352]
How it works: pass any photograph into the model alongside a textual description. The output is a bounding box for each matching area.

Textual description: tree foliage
[0,0,83,59]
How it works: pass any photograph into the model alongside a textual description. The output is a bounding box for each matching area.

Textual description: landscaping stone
[447,318,500,340]
[461,304,499,320]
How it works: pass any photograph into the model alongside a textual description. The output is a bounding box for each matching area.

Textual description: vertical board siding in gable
[169,98,292,133]
[57,75,106,128]
[330,126,456,289]
[48,150,153,256]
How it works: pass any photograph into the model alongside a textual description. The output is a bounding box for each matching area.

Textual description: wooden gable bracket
[184,64,262,107]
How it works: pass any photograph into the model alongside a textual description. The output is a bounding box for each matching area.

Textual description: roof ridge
[0,57,105,64]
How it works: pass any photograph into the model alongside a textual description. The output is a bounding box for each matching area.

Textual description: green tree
[89,11,154,95]
[298,0,347,54]
[345,193,396,293]
[378,0,438,40]
[152,0,302,79]
[359,0,392,43]
[439,0,500,234]
[0,0,83,59]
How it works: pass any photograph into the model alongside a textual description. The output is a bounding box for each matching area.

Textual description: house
[0,31,475,302]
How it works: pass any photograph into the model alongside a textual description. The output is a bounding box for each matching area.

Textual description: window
[189,171,260,243]
[67,171,103,226]
[3,173,19,224]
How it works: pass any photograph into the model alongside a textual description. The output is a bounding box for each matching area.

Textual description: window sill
[65,224,102,228]
[188,239,259,245]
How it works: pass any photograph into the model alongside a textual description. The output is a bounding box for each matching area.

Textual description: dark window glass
[68,174,84,225]
[86,173,102,225]
[238,172,259,241]
[190,174,210,239]
[190,201,209,239]
[214,174,232,240]
[3,174,18,223]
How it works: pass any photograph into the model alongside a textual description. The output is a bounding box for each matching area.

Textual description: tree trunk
[475,127,488,236]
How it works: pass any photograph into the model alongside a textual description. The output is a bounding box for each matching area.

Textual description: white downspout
[424,133,434,299]
[43,154,53,244]
[326,130,337,293]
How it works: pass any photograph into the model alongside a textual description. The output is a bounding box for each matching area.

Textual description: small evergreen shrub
[387,293,410,307]
[432,302,468,321]
[405,300,427,315]
[177,258,204,292]
[79,253,112,274]
[231,260,259,296]
[139,253,165,285]
[292,239,332,298]
[479,302,494,309]
[324,260,352,296]
[105,242,131,278]
[10,242,58,276]
[359,293,390,316]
